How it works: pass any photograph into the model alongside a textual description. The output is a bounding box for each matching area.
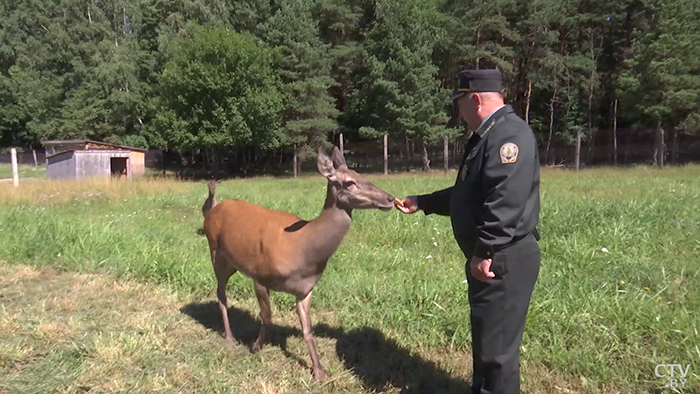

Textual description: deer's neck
[302,183,352,265]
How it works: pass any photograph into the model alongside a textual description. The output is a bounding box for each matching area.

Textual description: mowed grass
[0,165,699,393]
[0,163,46,180]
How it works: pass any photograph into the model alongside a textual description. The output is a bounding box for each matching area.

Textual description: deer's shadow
[180,301,472,394]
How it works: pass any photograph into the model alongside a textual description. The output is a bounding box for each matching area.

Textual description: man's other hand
[395,196,419,214]
[470,257,495,282]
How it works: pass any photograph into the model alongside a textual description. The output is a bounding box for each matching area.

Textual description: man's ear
[470,92,483,108]
[331,146,347,169]
[317,147,336,179]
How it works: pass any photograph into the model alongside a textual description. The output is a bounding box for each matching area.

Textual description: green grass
[0,163,46,179]
[0,165,699,393]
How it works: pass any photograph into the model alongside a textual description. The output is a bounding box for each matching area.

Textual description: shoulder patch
[499,142,519,164]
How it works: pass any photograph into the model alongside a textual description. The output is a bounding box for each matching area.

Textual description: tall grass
[0,165,698,392]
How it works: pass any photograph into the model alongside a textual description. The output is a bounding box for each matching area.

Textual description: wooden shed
[42,140,147,180]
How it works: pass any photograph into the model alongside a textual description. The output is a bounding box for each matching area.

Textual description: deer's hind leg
[252,281,272,352]
[212,249,236,342]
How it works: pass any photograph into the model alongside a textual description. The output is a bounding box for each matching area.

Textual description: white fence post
[11,148,19,187]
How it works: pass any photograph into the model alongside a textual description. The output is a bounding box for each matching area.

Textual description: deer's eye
[344,180,357,189]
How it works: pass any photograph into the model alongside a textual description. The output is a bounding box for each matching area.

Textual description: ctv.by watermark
[655,364,691,390]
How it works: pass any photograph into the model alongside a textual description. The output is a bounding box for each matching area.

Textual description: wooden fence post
[383,134,388,175]
[11,148,19,187]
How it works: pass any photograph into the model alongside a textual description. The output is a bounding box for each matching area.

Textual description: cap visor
[451,91,466,101]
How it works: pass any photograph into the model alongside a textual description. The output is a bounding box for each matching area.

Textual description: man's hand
[470,257,495,282]
[395,196,419,214]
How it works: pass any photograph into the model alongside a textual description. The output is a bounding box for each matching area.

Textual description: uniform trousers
[465,233,540,394]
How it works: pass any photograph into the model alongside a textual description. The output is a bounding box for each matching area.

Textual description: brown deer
[201,179,220,218]
[202,146,395,380]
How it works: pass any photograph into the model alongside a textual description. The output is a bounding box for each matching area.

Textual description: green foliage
[257,0,340,161]
[149,24,284,150]
[348,0,450,146]
[618,0,700,129]
[1,0,699,167]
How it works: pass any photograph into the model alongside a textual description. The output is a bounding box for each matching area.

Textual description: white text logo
[655,364,691,389]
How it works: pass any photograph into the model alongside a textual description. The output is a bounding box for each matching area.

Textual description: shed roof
[41,139,147,153]
[46,149,134,160]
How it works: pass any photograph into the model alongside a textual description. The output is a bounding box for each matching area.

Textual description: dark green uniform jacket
[417,105,540,260]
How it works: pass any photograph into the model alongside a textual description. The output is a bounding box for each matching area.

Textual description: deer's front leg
[296,290,326,380]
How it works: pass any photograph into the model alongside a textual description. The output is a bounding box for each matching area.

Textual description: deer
[202,146,396,380]
[201,179,220,218]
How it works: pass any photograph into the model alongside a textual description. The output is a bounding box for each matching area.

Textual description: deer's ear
[331,146,347,169]
[317,148,336,179]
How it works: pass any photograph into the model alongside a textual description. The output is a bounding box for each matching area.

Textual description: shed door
[110,157,128,178]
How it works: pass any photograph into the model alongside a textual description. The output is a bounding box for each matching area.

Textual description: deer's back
[204,198,307,287]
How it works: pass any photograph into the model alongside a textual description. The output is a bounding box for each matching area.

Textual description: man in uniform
[395,69,541,394]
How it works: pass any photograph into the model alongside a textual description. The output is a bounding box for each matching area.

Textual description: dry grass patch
[0,176,194,205]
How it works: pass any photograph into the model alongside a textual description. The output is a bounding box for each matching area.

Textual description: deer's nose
[387,194,395,202]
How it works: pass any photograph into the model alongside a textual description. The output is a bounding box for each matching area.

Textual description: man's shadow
[180,301,472,394]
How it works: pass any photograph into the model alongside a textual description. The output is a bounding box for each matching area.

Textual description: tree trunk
[475,28,481,69]
[575,129,581,171]
[524,81,532,124]
[654,121,665,167]
[545,88,557,165]
[659,125,665,167]
[339,133,344,154]
[421,140,430,171]
[586,40,598,166]
[293,145,298,178]
[586,67,595,167]
[383,134,388,175]
[405,136,410,171]
[443,136,449,175]
[613,99,618,165]
[672,129,678,163]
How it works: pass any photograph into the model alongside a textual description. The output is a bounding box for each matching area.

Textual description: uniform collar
[474,104,507,136]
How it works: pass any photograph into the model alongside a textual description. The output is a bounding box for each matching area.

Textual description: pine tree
[618,0,700,166]
[257,0,340,177]
[348,0,450,171]
[314,0,368,147]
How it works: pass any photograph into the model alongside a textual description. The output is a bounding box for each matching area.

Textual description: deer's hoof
[313,367,327,381]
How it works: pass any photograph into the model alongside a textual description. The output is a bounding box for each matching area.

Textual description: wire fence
[3,129,700,179]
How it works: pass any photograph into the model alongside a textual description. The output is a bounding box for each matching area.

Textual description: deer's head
[317,146,395,212]
[206,179,221,195]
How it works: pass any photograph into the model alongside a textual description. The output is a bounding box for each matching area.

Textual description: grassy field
[0,163,46,180]
[0,165,698,394]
